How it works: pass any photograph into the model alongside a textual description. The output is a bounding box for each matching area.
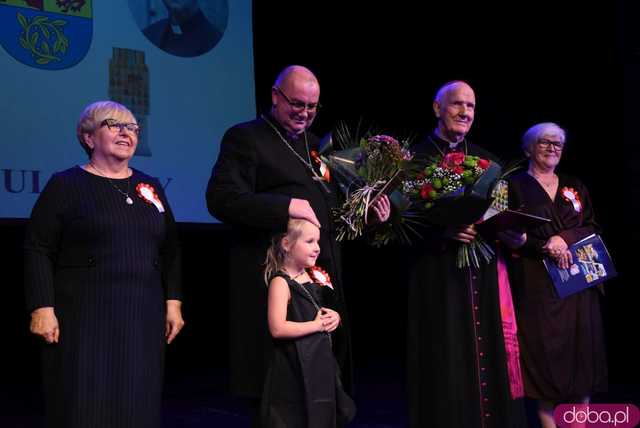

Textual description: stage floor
[1,362,638,428]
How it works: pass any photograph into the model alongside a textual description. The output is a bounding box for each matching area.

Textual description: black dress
[24,166,182,428]
[261,273,354,428]
[506,172,607,400]
[206,114,351,398]
[407,134,528,428]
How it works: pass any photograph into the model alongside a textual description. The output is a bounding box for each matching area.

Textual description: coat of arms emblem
[0,0,92,70]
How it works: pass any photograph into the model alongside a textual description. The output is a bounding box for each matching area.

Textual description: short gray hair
[76,101,135,157]
[434,80,470,104]
[521,122,566,154]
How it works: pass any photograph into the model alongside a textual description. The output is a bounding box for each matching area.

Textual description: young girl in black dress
[261,218,355,428]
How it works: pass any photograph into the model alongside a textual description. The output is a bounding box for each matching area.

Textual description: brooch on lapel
[560,187,582,213]
[136,183,165,213]
[308,266,333,289]
[310,150,331,182]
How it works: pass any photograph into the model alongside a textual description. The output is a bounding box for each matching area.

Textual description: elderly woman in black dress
[25,101,184,428]
[501,122,607,428]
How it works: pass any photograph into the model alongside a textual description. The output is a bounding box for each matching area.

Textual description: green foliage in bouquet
[319,122,414,244]
[402,152,492,209]
[332,134,413,242]
[400,153,525,268]
[323,120,526,263]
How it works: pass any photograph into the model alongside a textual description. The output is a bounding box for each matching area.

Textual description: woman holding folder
[503,122,607,428]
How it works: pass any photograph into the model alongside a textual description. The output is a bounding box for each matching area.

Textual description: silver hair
[521,122,566,154]
[76,101,135,157]
[434,80,470,105]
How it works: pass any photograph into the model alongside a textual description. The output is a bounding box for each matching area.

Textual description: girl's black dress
[261,273,355,428]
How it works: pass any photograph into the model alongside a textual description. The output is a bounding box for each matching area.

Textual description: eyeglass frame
[100,118,141,135]
[536,139,564,150]
[273,86,321,113]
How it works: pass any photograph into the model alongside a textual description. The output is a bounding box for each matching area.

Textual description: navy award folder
[543,234,616,298]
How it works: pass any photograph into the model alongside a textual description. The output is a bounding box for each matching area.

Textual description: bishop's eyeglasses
[274,86,320,113]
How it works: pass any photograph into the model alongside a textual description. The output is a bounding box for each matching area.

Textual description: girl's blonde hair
[263,218,310,285]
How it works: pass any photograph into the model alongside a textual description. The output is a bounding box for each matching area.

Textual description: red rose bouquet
[404,152,492,210]
[402,152,504,268]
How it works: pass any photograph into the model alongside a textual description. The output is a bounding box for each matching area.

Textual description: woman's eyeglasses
[100,118,140,135]
[537,139,564,150]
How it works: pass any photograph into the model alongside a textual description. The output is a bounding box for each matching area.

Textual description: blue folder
[543,234,617,298]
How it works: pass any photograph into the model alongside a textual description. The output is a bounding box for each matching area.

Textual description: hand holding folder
[543,234,617,298]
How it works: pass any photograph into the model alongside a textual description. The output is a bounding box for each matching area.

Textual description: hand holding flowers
[325,122,526,267]
[444,224,478,244]
[402,152,504,268]
[329,134,412,242]
[366,194,391,225]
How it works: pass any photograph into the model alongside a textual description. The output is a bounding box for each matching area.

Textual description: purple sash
[496,245,524,399]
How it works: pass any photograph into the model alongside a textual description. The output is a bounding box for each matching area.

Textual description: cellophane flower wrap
[319,125,413,244]
[402,152,506,268]
[323,123,520,261]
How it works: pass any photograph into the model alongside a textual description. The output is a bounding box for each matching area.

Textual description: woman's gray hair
[521,122,566,154]
[76,101,135,157]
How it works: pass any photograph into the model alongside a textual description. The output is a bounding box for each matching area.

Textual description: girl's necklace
[286,268,306,280]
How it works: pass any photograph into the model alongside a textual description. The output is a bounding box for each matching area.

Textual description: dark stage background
[2,1,639,426]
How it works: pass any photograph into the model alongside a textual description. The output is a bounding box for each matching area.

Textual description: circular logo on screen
[0,0,93,70]
[130,0,228,58]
